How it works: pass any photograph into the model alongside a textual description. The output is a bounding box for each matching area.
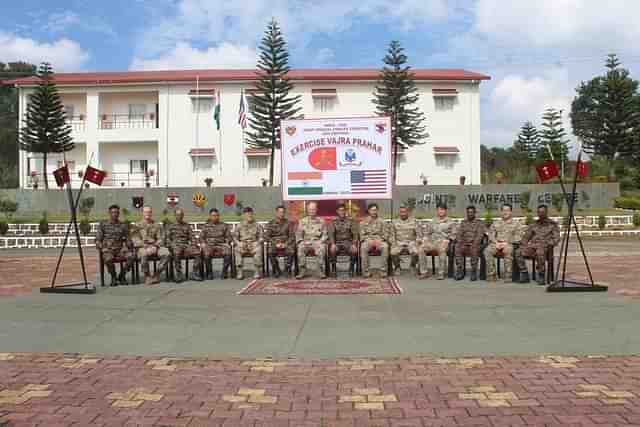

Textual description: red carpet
[237,277,402,295]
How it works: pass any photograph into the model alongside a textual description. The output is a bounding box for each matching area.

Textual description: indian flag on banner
[287,171,324,195]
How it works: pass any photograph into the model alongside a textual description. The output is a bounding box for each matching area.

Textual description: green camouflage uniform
[166,221,201,276]
[390,217,424,273]
[130,220,170,275]
[295,216,327,274]
[96,220,134,281]
[454,218,486,277]
[199,221,233,278]
[328,216,358,258]
[263,218,295,274]
[421,217,456,278]
[484,218,523,281]
[517,218,560,280]
[233,220,263,270]
[358,216,389,276]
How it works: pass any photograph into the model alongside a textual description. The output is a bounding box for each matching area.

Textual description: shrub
[404,197,417,211]
[483,209,494,227]
[121,208,132,226]
[519,191,531,212]
[78,197,95,218]
[593,175,609,183]
[0,198,18,220]
[0,220,8,236]
[614,196,640,210]
[598,215,606,230]
[634,212,640,228]
[79,218,91,235]
[39,211,49,235]
[551,193,564,213]
[525,213,534,225]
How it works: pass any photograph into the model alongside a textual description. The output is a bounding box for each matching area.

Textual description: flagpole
[218,90,222,175]
[195,76,200,186]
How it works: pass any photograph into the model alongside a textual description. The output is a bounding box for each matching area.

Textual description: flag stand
[545,150,607,293]
[41,159,96,294]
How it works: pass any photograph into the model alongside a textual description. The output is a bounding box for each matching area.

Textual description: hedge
[614,196,640,210]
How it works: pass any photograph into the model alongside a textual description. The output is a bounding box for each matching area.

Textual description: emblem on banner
[339,148,362,167]
[375,122,387,134]
[192,192,207,208]
[166,192,179,208]
[286,126,296,136]
[223,193,236,206]
[132,196,144,209]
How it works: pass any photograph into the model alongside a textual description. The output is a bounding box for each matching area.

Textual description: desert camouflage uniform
[166,221,202,279]
[130,220,170,276]
[295,216,327,277]
[517,218,560,282]
[233,220,264,272]
[359,216,389,277]
[390,216,424,274]
[264,218,295,275]
[484,218,523,281]
[454,219,486,278]
[199,221,233,278]
[96,220,134,284]
[421,217,456,279]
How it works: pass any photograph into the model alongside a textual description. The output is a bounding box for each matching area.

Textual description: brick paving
[1,353,640,426]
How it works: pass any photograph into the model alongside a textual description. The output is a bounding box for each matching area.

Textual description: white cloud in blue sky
[2,0,640,151]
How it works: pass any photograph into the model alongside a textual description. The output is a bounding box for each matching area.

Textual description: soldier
[328,203,358,276]
[484,203,522,283]
[454,206,486,281]
[517,204,560,285]
[199,208,233,279]
[166,208,202,283]
[233,207,264,280]
[295,201,328,279]
[95,204,134,286]
[359,203,389,278]
[263,205,295,278]
[389,206,424,276]
[421,202,456,280]
[130,206,170,285]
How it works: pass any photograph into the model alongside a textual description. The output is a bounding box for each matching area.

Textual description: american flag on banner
[238,89,247,129]
[350,170,387,194]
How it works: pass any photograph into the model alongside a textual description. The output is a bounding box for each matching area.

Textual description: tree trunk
[43,152,49,190]
[269,142,275,187]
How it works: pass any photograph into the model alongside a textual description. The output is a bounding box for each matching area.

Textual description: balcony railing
[66,115,86,131]
[25,172,160,188]
[99,114,157,130]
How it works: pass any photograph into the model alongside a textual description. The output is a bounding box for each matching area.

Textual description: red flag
[84,166,106,186]
[576,160,588,178]
[52,165,70,187]
[535,160,560,182]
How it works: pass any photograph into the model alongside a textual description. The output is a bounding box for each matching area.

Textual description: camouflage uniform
[295,216,327,278]
[421,217,456,279]
[263,218,295,276]
[517,218,560,283]
[130,220,170,277]
[166,221,202,280]
[359,216,389,277]
[328,216,358,258]
[233,220,264,275]
[199,221,233,279]
[389,217,424,275]
[96,220,134,285]
[484,218,523,281]
[454,219,486,279]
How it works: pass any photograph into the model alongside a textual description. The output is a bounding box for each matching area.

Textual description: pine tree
[246,19,302,186]
[513,121,540,163]
[18,62,74,190]
[539,107,571,177]
[372,40,428,183]
[570,54,640,165]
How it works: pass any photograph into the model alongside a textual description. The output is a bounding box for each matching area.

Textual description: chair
[266,243,293,278]
[168,251,204,281]
[456,236,489,280]
[298,245,329,277]
[99,251,136,287]
[494,245,519,282]
[515,245,555,284]
[204,246,230,279]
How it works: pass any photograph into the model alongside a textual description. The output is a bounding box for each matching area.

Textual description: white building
[10,68,490,188]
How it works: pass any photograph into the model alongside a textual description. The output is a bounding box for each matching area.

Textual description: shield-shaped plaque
[223,193,235,206]
[166,192,179,208]
[132,196,144,209]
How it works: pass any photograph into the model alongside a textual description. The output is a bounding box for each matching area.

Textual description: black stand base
[40,282,96,294]
[546,280,608,293]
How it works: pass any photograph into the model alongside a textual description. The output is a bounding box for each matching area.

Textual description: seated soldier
[421,202,456,280]
[390,205,424,276]
[295,201,327,279]
[454,206,486,281]
[233,207,264,280]
[95,204,134,286]
[517,204,560,285]
[484,203,522,283]
[359,203,389,278]
[199,208,232,279]
[328,203,358,276]
[264,205,295,277]
[166,208,203,283]
[130,205,170,285]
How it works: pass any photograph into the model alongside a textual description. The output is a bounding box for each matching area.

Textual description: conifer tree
[513,121,540,163]
[539,107,570,177]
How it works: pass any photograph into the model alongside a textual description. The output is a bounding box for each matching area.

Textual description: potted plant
[495,171,504,184]
[120,182,125,187]
[204,177,213,188]
[459,175,466,186]
[30,171,39,189]
[79,114,85,121]
[78,169,84,179]
[0,198,18,236]
[39,211,49,235]
[261,178,268,187]
[78,197,95,235]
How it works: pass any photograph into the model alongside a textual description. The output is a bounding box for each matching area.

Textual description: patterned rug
[237,277,402,295]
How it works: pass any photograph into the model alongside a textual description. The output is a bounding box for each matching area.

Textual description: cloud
[44,10,116,38]
[130,42,257,70]
[0,32,89,71]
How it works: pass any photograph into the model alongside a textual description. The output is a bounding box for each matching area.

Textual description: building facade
[10,68,490,189]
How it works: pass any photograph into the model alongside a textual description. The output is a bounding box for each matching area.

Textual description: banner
[53,165,70,187]
[281,117,392,200]
[535,160,560,183]
[84,166,106,186]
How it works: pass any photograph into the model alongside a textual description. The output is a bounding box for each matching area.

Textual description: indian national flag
[287,171,323,195]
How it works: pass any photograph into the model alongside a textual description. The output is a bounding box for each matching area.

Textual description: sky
[2,0,640,152]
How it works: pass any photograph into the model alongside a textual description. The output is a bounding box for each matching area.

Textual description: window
[313,97,336,113]
[434,96,455,111]
[130,160,148,174]
[128,104,146,119]
[247,157,269,170]
[57,160,75,172]
[64,105,75,119]
[193,157,215,172]
[435,155,457,170]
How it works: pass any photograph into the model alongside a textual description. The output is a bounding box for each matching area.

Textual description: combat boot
[144,272,153,286]
[189,271,203,282]
[295,267,306,280]
[486,273,497,282]
[205,262,213,280]
[174,271,185,284]
[537,271,546,286]
[470,268,478,281]
[151,272,161,285]
[454,257,465,281]
[109,273,119,287]
[117,270,129,286]
[437,271,446,280]
[222,258,231,279]
[236,268,244,280]
[519,270,530,283]
[270,256,281,278]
